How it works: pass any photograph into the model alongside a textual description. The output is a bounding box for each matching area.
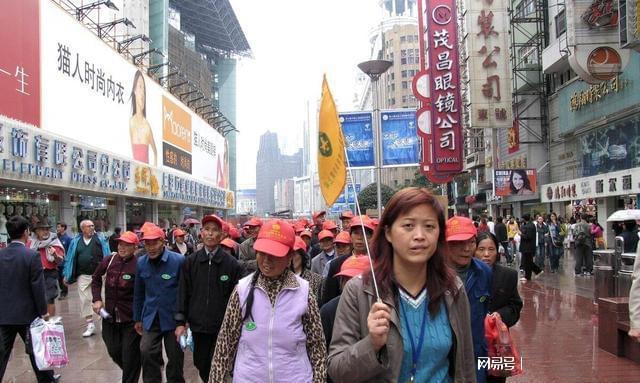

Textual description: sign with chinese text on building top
[413,0,464,183]
[464,0,513,128]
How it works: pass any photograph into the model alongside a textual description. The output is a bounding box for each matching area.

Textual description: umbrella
[183,218,200,225]
[606,209,640,222]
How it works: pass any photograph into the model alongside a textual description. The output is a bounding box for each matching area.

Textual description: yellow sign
[317,75,346,206]
[569,76,630,112]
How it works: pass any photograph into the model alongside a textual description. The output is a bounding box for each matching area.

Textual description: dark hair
[476,232,500,263]
[522,213,531,222]
[365,187,457,316]
[242,269,262,322]
[289,249,310,272]
[7,216,30,240]
[581,213,589,221]
[130,70,146,117]
[509,169,532,194]
[115,227,122,234]
[496,216,503,223]
[57,222,67,230]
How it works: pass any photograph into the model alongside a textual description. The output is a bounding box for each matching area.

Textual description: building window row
[401,69,418,78]
[400,35,420,43]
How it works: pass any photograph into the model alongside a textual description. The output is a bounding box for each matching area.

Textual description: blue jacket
[62,234,110,283]
[463,258,492,383]
[57,232,72,253]
[133,249,184,332]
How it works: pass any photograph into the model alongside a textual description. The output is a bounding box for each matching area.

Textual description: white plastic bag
[30,317,69,370]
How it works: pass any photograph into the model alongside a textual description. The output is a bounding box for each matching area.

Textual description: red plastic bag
[484,314,523,377]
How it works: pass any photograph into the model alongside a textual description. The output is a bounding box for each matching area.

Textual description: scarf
[30,233,64,250]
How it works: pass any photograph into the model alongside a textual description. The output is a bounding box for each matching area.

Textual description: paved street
[4,250,640,382]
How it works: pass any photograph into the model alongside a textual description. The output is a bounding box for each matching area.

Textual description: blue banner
[381,110,419,166]
[336,183,361,204]
[339,112,374,167]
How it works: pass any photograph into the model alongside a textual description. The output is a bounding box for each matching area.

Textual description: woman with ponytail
[209,220,327,383]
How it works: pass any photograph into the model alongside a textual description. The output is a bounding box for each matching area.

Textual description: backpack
[574,223,589,246]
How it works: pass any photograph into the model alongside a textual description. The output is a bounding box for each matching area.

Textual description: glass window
[401,49,407,58]
[401,36,406,43]
[555,10,566,37]
[402,81,408,89]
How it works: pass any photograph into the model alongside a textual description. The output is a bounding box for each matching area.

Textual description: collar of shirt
[324,249,335,258]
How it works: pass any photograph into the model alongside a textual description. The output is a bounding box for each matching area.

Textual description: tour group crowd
[2,186,640,383]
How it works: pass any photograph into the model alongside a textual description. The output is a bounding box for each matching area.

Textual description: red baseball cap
[313,211,326,220]
[300,229,312,239]
[202,214,225,229]
[334,231,352,245]
[220,238,238,251]
[350,215,375,232]
[340,210,355,220]
[173,228,186,237]
[294,222,306,234]
[142,225,165,240]
[446,216,477,242]
[336,255,370,278]
[318,229,335,241]
[253,219,295,258]
[229,227,241,240]
[243,217,263,228]
[293,236,308,252]
[322,220,338,231]
[117,231,140,245]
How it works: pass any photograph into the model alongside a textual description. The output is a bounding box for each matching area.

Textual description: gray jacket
[328,276,476,383]
[311,250,335,275]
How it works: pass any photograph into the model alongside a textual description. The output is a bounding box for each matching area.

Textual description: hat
[340,210,355,220]
[336,256,371,278]
[293,236,308,252]
[229,227,241,240]
[221,221,230,234]
[371,218,380,228]
[220,238,237,250]
[253,219,295,258]
[313,211,326,220]
[446,216,477,242]
[300,229,312,239]
[243,217,263,228]
[140,222,157,232]
[334,231,352,245]
[318,230,335,241]
[294,222,307,234]
[322,220,338,231]
[202,214,224,229]
[173,228,186,237]
[117,231,140,245]
[350,215,375,232]
[33,220,52,230]
[142,226,165,240]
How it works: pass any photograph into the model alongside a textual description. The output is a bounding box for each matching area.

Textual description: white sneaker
[82,322,95,337]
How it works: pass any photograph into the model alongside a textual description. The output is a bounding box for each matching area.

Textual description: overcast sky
[230,0,381,189]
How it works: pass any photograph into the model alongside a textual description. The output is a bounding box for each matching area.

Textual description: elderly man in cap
[63,219,110,337]
[169,228,193,256]
[133,223,185,383]
[31,220,65,317]
[339,210,354,232]
[175,215,242,382]
[311,210,326,245]
[446,216,492,383]
[310,229,336,275]
[238,217,262,274]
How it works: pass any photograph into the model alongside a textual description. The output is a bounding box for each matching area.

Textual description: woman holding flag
[327,187,476,382]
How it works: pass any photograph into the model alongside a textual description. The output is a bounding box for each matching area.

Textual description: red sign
[494,169,537,197]
[414,0,463,183]
[508,120,520,154]
[0,0,40,127]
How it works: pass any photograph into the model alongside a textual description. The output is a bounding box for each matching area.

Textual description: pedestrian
[175,215,243,383]
[310,230,336,275]
[478,218,490,233]
[321,231,353,278]
[0,216,57,383]
[108,227,122,253]
[519,214,543,281]
[628,244,640,342]
[494,217,510,265]
[534,215,549,270]
[328,188,476,382]
[30,220,65,317]
[133,223,185,383]
[573,213,594,277]
[311,211,326,246]
[590,219,604,249]
[446,215,492,383]
[548,213,564,273]
[238,217,262,274]
[487,216,495,235]
[56,222,72,299]
[339,210,354,232]
[620,220,638,253]
[169,228,194,256]
[209,220,327,382]
[506,217,520,264]
[91,231,142,383]
[291,236,323,302]
[62,219,111,337]
[474,232,523,383]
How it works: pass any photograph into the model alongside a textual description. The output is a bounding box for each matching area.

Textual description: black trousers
[0,324,56,383]
[57,265,67,295]
[522,251,541,280]
[102,321,141,383]
[192,332,218,383]
[140,322,184,383]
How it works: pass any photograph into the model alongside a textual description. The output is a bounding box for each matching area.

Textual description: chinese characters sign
[569,76,630,111]
[0,0,40,127]
[465,0,513,128]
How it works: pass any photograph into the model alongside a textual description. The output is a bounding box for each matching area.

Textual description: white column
[597,196,617,248]
[197,206,204,219]
[151,201,159,223]
[59,191,76,234]
[115,197,127,230]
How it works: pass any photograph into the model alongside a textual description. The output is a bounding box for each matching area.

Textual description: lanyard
[399,293,428,382]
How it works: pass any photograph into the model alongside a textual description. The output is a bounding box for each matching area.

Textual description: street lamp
[358,59,393,218]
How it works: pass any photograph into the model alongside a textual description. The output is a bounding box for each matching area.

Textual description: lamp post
[358,59,393,218]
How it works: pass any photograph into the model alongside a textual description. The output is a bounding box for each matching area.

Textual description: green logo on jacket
[245,322,257,331]
[220,275,229,282]
[161,274,172,280]
[122,274,132,280]
[480,295,487,303]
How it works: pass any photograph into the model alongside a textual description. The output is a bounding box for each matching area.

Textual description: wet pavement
[4,249,640,382]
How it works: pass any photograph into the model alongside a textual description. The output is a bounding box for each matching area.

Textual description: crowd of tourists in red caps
[20,186,633,381]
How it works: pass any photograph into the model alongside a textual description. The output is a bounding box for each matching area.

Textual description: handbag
[30,317,69,370]
[484,315,523,377]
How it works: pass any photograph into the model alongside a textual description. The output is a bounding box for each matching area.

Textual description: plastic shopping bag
[30,317,69,370]
[484,314,523,377]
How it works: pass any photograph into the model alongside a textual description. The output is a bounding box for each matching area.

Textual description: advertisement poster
[494,169,537,197]
[580,117,639,177]
[381,110,419,166]
[336,183,361,204]
[0,0,40,127]
[508,120,520,154]
[339,112,374,167]
[39,0,229,188]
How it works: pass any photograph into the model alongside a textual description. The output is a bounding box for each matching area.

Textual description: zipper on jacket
[206,255,212,308]
[268,305,275,383]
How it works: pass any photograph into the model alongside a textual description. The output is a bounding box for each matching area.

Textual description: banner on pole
[381,110,420,166]
[339,112,374,167]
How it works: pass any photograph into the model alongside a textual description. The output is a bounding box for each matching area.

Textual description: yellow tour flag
[318,75,347,206]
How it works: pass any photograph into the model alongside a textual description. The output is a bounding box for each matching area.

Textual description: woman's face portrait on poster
[510,170,534,195]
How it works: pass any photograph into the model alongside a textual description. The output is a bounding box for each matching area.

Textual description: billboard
[38,0,229,188]
[494,169,538,197]
[380,110,419,166]
[339,112,374,167]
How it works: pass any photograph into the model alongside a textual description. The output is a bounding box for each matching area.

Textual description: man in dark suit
[0,216,57,383]
[519,213,542,281]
